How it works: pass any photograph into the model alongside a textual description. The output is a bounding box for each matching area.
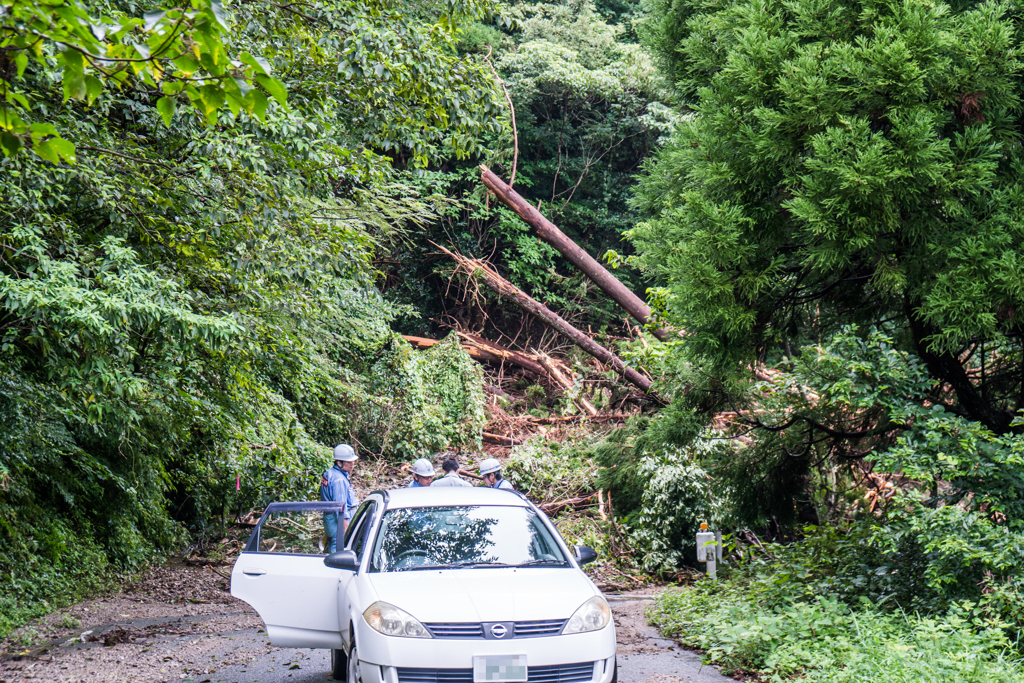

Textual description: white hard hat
[333,444,358,462]
[412,458,435,477]
[479,458,501,476]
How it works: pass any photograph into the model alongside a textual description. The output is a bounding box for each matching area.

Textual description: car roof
[378,486,529,509]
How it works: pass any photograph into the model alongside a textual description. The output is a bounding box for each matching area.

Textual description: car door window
[351,503,377,560]
[257,508,333,555]
[343,501,373,547]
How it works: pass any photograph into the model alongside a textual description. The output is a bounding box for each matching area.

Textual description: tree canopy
[0,0,497,634]
[632,0,1024,436]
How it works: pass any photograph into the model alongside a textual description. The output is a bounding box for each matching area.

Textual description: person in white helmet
[431,456,472,487]
[479,457,514,491]
[408,458,435,487]
[320,443,359,553]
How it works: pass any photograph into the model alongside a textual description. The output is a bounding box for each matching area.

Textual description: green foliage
[632,443,730,572]
[386,1,673,339]
[651,584,1024,682]
[356,333,485,458]
[0,0,502,636]
[420,333,487,448]
[632,0,1024,443]
[504,436,598,499]
[0,0,283,159]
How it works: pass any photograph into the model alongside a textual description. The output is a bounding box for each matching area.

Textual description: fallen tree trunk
[481,164,669,342]
[437,244,658,397]
[402,333,544,378]
[483,431,520,446]
[538,492,598,515]
[455,331,548,377]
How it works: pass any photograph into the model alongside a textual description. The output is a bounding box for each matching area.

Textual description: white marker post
[696,522,717,580]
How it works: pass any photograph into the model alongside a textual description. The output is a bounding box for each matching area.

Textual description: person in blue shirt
[408,458,434,487]
[320,443,359,553]
[479,457,514,491]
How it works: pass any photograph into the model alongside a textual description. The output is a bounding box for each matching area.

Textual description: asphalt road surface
[0,564,733,683]
[164,594,734,683]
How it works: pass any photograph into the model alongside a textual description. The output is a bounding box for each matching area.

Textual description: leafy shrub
[504,437,598,501]
[356,333,485,459]
[632,442,732,572]
[651,583,1024,682]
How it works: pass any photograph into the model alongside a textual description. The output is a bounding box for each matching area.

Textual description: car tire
[347,644,361,683]
[331,648,347,681]
[610,659,618,683]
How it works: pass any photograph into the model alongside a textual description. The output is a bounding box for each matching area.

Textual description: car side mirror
[574,545,598,565]
[324,549,359,571]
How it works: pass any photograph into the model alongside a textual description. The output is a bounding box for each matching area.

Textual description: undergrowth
[652,583,1024,682]
[650,518,1024,682]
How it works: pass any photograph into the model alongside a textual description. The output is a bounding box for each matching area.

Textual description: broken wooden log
[436,244,658,397]
[402,333,544,378]
[455,331,548,377]
[538,492,598,515]
[481,164,669,342]
[482,431,520,446]
[535,351,598,416]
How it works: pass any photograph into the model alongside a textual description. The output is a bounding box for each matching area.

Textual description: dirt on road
[1,562,267,683]
[0,565,734,683]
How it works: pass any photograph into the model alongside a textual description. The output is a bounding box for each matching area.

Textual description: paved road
[0,587,733,683]
[189,594,733,683]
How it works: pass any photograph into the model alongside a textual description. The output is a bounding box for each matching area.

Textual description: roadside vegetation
[4,1,1024,680]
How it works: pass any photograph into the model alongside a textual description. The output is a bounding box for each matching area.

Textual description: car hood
[366,568,599,623]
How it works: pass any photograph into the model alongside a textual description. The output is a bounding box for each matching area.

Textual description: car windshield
[368,505,568,572]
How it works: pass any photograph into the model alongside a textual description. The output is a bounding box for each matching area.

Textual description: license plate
[473,655,528,682]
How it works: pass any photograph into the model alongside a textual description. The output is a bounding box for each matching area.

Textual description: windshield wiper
[399,563,469,572]
[516,559,569,567]
[399,561,514,571]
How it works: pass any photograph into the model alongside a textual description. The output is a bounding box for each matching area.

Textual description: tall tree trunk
[437,244,658,397]
[480,164,669,342]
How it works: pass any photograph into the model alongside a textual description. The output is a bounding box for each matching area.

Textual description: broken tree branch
[538,492,599,515]
[402,333,544,377]
[480,165,669,341]
[535,351,598,416]
[435,244,659,398]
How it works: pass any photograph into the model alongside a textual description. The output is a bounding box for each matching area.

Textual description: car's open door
[231,501,352,648]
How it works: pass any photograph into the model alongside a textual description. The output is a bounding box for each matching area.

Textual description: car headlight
[363,601,433,638]
[561,595,611,634]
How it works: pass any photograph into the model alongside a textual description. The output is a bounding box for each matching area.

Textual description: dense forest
[3,0,1024,679]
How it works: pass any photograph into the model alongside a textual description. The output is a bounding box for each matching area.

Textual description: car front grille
[397,669,474,683]
[425,619,568,639]
[515,620,566,637]
[425,622,486,638]
[396,663,594,683]
[529,663,595,683]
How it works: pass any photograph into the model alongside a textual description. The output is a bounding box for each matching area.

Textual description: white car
[231,487,616,683]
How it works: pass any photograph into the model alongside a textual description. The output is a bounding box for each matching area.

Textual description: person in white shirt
[431,456,472,487]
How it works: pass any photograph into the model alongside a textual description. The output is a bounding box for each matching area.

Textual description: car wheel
[611,661,617,683]
[347,644,361,683]
[330,648,347,681]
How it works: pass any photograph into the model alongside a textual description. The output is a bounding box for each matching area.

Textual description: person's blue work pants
[324,512,339,554]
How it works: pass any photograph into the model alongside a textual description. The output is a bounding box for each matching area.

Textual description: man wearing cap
[321,443,359,553]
